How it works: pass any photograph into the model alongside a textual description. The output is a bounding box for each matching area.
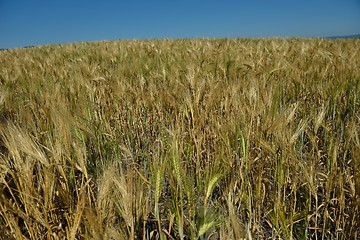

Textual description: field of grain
[0,38,359,239]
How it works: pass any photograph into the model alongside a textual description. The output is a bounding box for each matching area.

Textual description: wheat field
[0,38,359,239]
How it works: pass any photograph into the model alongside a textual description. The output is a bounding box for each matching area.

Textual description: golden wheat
[0,38,359,239]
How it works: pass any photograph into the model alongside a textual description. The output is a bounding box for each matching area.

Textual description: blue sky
[1,0,360,49]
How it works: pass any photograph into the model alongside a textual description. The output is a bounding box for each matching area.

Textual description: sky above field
[1,0,360,49]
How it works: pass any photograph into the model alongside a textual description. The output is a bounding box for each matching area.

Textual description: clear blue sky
[1,0,360,49]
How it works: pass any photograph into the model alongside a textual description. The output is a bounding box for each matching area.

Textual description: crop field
[0,38,359,239]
